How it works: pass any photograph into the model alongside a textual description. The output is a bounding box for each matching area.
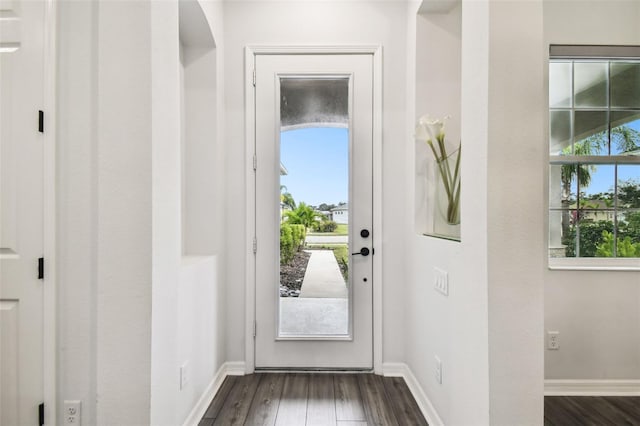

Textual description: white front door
[254,53,374,369]
[0,0,45,424]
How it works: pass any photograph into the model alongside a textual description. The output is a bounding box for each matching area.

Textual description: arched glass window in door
[277,77,352,337]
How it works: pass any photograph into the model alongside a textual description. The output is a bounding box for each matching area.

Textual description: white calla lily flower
[415,114,460,226]
[415,114,450,142]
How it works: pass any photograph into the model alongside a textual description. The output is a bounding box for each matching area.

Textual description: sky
[582,118,640,196]
[280,127,348,207]
[279,122,639,205]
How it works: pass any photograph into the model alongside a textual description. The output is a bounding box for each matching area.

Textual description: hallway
[26,0,638,424]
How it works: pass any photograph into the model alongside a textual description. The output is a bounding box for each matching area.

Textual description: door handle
[352,247,370,256]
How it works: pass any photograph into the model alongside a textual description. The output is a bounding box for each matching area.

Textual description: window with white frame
[549,46,640,267]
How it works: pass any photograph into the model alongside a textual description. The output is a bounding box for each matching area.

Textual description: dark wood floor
[198,373,428,426]
[200,374,640,426]
[545,396,640,425]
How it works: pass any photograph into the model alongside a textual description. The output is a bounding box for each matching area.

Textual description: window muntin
[549,49,640,266]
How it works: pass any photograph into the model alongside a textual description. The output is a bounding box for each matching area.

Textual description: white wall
[404,3,488,424]
[151,1,227,424]
[405,1,545,424]
[57,1,227,424]
[57,2,99,423]
[406,2,491,424]
[486,2,545,423]
[57,1,157,423]
[222,0,409,366]
[96,1,154,423]
[543,0,640,382]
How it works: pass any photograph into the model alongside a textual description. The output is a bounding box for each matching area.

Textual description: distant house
[569,199,615,223]
[330,204,349,224]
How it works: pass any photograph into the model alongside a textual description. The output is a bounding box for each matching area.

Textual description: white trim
[180,362,247,426]
[382,362,444,426]
[225,361,248,376]
[43,0,57,424]
[549,257,640,271]
[372,46,383,375]
[244,45,383,374]
[381,362,408,377]
[244,46,256,373]
[544,379,640,396]
[249,45,383,55]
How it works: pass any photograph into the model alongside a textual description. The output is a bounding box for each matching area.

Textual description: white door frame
[244,45,383,373]
[43,0,57,424]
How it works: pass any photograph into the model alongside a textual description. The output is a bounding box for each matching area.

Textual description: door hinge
[253,154,257,171]
[38,110,44,133]
[252,68,256,86]
[38,257,44,280]
[252,237,257,254]
[253,321,257,338]
[39,403,44,426]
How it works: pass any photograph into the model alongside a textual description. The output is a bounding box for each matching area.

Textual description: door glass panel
[278,77,350,338]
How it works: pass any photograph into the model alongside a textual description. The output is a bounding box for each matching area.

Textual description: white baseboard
[225,361,247,376]
[545,379,640,396]
[181,361,247,426]
[381,362,407,377]
[382,362,444,426]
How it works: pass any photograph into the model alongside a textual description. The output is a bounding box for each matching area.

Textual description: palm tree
[284,202,320,231]
[561,140,597,238]
[560,125,640,239]
[281,192,296,211]
[279,185,296,211]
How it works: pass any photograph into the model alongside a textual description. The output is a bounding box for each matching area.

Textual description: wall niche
[179,0,219,255]
[414,0,462,241]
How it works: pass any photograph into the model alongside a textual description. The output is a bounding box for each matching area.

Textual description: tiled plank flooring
[199,373,428,426]
[201,374,640,425]
[545,396,640,425]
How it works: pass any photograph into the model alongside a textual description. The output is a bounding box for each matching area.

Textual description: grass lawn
[308,223,348,236]
[331,245,348,264]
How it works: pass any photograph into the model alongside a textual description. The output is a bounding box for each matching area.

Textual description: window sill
[549,257,640,271]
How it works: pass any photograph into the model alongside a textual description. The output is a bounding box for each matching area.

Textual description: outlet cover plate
[434,267,449,296]
[547,331,560,350]
[180,362,189,390]
[64,400,81,425]
[434,355,442,384]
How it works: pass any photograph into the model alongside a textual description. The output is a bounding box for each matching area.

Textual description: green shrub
[280,224,294,264]
[280,224,306,264]
[564,219,640,257]
[595,230,640,257]
[312,219,338,233]
[291,224,306,251]
[563,221,613,257]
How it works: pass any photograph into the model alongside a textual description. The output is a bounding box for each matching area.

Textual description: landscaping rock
[280,250,311,297]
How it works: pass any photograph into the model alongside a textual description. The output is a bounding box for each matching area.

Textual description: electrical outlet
[547,331,560,350]
[434,356,443,384]
[434,267,449,296]
[180,362,189,390]
[64,400,81,425]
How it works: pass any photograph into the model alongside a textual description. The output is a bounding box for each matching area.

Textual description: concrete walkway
[299,250,347,298]
[279,298,348,335]
[305,235,348,245]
